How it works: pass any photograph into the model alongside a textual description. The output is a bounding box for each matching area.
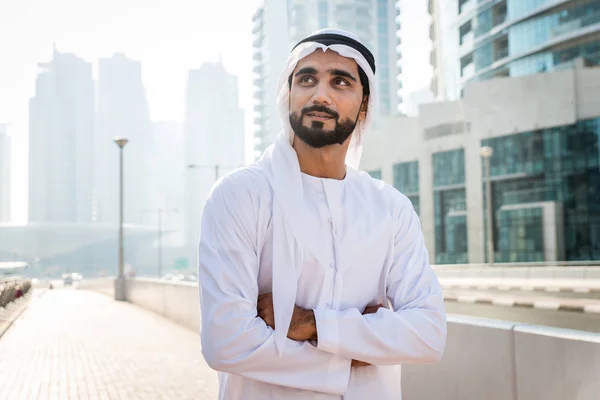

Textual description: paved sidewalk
[0,288,219,400]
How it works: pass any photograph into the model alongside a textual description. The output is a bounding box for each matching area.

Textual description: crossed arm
[198,183,447,394]
[256,292,384,367]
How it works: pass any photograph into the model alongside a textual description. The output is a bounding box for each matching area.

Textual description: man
[197,29,446,399]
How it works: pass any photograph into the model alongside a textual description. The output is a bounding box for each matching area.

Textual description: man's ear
[359,96,369,121]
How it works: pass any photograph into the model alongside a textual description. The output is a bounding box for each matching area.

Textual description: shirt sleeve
[197,175,352,395]
[314,194,447,365]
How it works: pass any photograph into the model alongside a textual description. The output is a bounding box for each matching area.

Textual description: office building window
[434,189,468,264]
[482,118,600,261]
[367,169,382,179]
[393,161,419,193]
[432,149,465,187]
[433,149,467,263]
[393,161,420,215]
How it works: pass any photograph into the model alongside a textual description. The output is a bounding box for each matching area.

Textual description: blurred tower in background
[0,123,11,222]
[251,0,403,159]
[184,61,245,262]
[28,47,95,223]
[95,53,153,225]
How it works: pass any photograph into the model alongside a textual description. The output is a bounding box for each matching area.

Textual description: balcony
[252,64,264,75]
[252,34,264,48]
[253,88,265,101]
[253,115,265,127]
[551,11,600,39]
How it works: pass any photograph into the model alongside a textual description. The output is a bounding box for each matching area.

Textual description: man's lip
[306,112,334,119]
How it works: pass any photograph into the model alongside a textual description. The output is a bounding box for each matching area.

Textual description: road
[445,301,600,333]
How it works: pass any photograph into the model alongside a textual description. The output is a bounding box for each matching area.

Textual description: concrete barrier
[402,316,517,400]
[402,315,600,400]
[79,277,115,298]
[80,277,200,332]
[513,325,600,400]
[126,278,200,333]
[80,278,600,399]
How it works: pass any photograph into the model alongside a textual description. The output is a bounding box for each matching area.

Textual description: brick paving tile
[0,288,219,399]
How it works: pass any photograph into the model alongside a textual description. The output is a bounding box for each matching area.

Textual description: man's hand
[257,293,317,342]
[352,303,385,367]
[363,303,385,315]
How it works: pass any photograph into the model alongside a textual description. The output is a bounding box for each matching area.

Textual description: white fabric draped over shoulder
[265,28,380,355]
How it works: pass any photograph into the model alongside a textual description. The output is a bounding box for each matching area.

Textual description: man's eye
[299,76,315,83]
[334,78,349,86]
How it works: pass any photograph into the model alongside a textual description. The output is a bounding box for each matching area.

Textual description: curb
[442,284,600,294]
[443,293,600,314]
[0,291,39,339]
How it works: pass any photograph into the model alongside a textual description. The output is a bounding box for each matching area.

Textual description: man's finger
[262,315,275,329]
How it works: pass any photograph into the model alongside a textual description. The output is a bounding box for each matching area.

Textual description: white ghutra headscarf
[258,29,378,356]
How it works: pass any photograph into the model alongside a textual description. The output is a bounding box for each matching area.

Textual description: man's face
[289,49,368,149]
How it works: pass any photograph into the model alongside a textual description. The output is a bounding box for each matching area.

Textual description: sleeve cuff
[326,352,352,395]
[314,308,341,355]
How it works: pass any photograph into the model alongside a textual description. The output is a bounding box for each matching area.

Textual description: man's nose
[311,81,332,105]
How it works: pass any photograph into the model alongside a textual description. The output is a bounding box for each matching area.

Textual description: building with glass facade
[361,61,600,264]
[429,0,600,101]
[252,0,402,159]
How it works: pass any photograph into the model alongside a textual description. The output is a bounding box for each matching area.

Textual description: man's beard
[289,105,358,149]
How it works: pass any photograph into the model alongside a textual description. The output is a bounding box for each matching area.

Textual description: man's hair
[287,64,370,97]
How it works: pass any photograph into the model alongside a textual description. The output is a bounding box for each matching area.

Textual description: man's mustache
[301,105,339,120]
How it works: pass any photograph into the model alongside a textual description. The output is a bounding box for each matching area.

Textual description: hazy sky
[0,0,431,223]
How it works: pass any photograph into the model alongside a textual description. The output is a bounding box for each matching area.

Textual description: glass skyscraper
[360,60,600,264]
[430,0,600,100]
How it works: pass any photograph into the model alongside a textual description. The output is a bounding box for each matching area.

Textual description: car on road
[62,274,73,286]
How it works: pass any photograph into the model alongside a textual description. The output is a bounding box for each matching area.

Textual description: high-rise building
[95,53,153,225]
[29,48,95,223]
[252,0,402,159]
[429,0,600,101]
[184,61,245,256]
[0,123,10,222]
[362,61,600,264]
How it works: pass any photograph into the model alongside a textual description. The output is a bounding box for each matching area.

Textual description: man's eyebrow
[294,67,318,77]
[328,68,357,82]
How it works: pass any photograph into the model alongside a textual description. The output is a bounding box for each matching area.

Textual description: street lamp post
[480,146,494,267]
[114,137,128,301]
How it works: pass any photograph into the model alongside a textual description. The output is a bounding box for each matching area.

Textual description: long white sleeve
[314,194,447,365]
[197,175,352,395]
